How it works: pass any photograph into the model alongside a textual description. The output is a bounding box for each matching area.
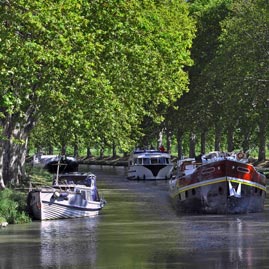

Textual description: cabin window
[151,158,158,164]
[237,167,250,174]
[81,190,86,200]
[201,167,215,175]
[86,190,96,201]
[159,157,166,164]
[143,158,150,165]
[86,191,91,201]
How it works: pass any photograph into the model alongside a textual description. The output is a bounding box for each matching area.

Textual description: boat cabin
[129,150,171,166]
[176,158,198,177]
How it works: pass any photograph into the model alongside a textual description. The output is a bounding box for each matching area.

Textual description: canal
[1,164,269,268]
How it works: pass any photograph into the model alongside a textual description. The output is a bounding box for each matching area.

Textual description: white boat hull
[28,188,104,221]
[127,149,174,180]
[128,164,174,180]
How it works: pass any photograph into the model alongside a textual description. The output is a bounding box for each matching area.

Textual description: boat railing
[133,149,169,154]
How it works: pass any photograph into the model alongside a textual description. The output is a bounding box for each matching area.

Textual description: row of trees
[159,0,268,158]
[0,0,268,188]
[132,0,269,160]
[0,0,195,188]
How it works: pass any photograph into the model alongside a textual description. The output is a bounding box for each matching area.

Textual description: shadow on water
[1,164,269,268]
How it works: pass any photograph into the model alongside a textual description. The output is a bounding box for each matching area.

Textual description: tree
[206,0,269,159]
[174,0,269,159]
[1,0,195,187]
[167,0,231,158]
[0,0,100,187]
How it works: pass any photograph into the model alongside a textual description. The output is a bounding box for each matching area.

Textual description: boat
[32,153,58,168]
[127,149,174,180]
[32,154,79,173]
[27,172,106,220]
[169,151,267,214]
[43,155,79,173]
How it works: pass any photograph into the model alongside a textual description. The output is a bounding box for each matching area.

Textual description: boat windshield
[132,156,170,165]
[87,190,100,202]
[143,158,150,164]
[142,157,169,165]
[159,157,170,164]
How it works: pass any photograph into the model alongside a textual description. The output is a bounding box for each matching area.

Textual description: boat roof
[177,151,249,165]
[52,172,97,188]
[131,149,171,158]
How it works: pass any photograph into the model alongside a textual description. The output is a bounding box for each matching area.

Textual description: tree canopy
[0,0,195,187]
[163,0,269,159]
[1,0,268,188]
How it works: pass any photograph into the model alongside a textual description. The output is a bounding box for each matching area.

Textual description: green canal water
[1,165,269,269]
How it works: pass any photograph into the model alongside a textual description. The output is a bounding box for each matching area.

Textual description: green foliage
[162,0,269,157]
[4,0,267,165]
[26,0,195,154]
[166,0,231,148]
[203,0,269,152]
[26,165,53,186]
[0,189,31,224]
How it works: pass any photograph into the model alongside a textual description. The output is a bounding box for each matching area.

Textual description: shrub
[0,188,31,224]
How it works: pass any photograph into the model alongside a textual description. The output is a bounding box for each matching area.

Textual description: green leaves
[1,0,195,156]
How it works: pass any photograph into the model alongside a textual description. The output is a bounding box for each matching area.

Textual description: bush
[0,188,31,224]
[26,165,52,186]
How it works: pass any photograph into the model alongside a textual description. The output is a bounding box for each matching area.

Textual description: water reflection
[40,218,99,268]
[146,213,269,269]
[1,165,269,268]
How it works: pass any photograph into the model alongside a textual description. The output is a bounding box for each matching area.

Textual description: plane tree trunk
[227,127,234,152]
[176,130,184,159]
[1,108,36,188]
[189,132,196,158]
[214,123,222,151]
[258,114,267,162]
[0,149,5,189]
[200,131,207,155]
[2,129,28,187]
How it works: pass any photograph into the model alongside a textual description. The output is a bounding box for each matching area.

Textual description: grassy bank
[0,167,53,226]
[0,188,30,225]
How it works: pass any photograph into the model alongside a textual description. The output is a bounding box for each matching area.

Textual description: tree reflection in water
[1,165,269,268]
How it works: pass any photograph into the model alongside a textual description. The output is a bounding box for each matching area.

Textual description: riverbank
[78,156,129,166]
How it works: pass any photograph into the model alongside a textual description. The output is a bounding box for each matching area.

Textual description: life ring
[237,152,244,159]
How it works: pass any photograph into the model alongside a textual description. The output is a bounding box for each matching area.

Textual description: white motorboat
[27,172,106,220]
[127,149,174,180]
